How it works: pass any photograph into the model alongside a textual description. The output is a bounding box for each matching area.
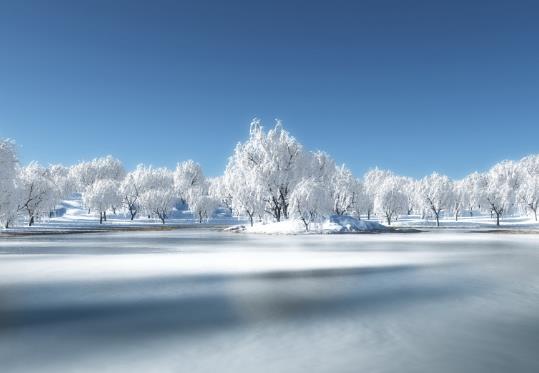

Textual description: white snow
[243,215,390,234]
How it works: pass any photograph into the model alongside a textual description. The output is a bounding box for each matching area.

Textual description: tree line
[1,120,538,230]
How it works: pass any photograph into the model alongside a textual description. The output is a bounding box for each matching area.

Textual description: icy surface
[1,229,539,373]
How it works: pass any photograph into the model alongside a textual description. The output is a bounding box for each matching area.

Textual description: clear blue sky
[1,0,538,178]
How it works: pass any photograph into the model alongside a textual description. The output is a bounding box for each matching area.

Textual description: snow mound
[322,215,390,233]
[246,220,306,234]
[240,215,390,234]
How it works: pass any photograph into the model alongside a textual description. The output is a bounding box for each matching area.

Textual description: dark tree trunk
[28,214,34,227]
[103,211,107,221]
[99,212,103,224]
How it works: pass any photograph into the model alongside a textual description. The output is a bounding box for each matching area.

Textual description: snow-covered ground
[1,230,538,372]
[240,215,391,234]
[392,213,539,230]
[2,196,538,236]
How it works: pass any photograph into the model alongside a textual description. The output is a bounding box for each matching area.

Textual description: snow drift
[229,215,390,234]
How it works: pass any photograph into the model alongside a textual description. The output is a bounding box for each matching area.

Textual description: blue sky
[1,0,538,178]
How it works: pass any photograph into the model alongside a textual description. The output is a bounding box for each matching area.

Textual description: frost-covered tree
[83,179,122,224]
[373,177,408,225]
[518,175,539,221]
[518,155,539,221]
[69,156,124,192]
[18,162,59,226]
[229,119,306,222]
[209,176,233,215]
[189,192,220,223]
[174,160,205,203]
[138,167,175,224]
[480,160,522,226]
[0,140,19,228]
[461,172,482,216]
[452,179,467,221]
[223,157,265,226]
[290,178,332,231]
[331,165,360,215]
[363,168,393,220]
[399,177,419,216]
[120,164,152,220]
[419,173,454,227]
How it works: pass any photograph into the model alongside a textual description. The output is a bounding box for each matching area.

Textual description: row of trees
[0,142,219,227]
[1,121,538,229]
[220,120,539,229]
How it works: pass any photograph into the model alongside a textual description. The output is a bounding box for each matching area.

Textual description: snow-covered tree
[461,172,482,216]
[518,175,539,221]
[174,160,205,203]
[223,158,265,226]
[83,179,122,223]
[138,167,175,224]
[17,162,59,226]
[0,140,19,228]
[452,179,467,221]
[373,177,408,225]
[229,119,306,222]
[419,173,454,227]
[481,160,522,226]
[208,176,233,215]
[69,155,125,194]
[290,178,332,231]
[363,168,393,220]
[189,192,220,223]
[120,164,152,220]
[331,165,360,215]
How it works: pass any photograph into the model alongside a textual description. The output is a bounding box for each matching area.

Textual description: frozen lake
[1,229,538,372]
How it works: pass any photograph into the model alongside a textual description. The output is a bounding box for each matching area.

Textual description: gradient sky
[0,0,538,178]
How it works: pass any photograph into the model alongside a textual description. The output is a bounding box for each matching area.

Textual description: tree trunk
[435,214,440,227]
[28,214,34,227]
[199,212,203,224]
[99,212,103,224]
[301,218,309,232]
[103,211,107,221]
[534,209,537,222]
[367,210,371,220]
[130,210,136,220]
[496,213,500,227]
[455,211,458,221]
[88,208,91,214]
[386,215,391,225]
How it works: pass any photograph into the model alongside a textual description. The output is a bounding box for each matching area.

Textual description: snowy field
[1,229,539,373]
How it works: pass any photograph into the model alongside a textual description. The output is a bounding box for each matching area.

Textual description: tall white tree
[174,160,205,203]
[363,168,393,220]
[462,172,482,216]
[331,165,360,216]
[229,119,306,222]
[481,160,522,226]
[0,140,19,228]
[419,173,454,227]
[138,167,176,224]
[18,162,59,226]
[373,177,408,225]
[83,179,122,224]
[290,178,333,231]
